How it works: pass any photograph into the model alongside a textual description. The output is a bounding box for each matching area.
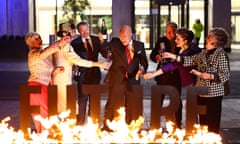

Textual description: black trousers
[198,96,223,133]
[76,81,89,125]
[156,70,182,128]
[103,80,142,128]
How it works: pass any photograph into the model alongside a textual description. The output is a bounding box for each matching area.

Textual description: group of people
[25,19,230,134]
[145,23,202,129]
[144,22,230,134]
[25,21,109,133]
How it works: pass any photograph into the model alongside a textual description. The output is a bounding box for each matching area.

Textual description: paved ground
[0,48,240,143]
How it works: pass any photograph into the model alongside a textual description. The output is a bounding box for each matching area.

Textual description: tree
[62,0,91,22]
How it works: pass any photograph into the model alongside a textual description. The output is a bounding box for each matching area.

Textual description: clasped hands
[97,61,110,70]
[143,52,213,80]
[163,52,213,80]
[142,52,172,80]
[190,69,213,80]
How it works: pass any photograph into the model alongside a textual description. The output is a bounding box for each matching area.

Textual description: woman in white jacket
[52,28,109,113]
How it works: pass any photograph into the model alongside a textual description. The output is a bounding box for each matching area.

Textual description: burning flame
[0,107,222,143]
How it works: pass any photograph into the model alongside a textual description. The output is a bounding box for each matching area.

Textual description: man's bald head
[119,25,132,46]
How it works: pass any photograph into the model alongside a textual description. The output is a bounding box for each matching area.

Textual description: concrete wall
[211,0,231,51]
[0,0,7,36]
[112,0,132,37]
[0,0,29,61]
[0,40,28,61]
[0,0,29,36]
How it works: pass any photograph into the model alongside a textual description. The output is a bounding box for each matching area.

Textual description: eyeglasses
[32,36,41,41]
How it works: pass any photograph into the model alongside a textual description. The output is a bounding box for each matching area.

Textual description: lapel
[132,41,143,61]
[115,39,128,65]
[78,36,86,51]
[89,36,95,52]
[79,36,95,53]
[74,36,88,59]
[132,41,139,59]
[207,48,222,67]
[126,40,141,63]
[121,44,128,65]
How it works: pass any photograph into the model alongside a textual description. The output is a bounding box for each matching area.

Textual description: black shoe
[30,128,37,134]
[101,126,114,132]
[176,122,182,129]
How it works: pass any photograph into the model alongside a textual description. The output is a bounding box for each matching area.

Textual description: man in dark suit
[71,21,108,125]
[102,25,148,130]
[149,22,182,128]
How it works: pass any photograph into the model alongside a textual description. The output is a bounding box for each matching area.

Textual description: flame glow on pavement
[0,108,222,143]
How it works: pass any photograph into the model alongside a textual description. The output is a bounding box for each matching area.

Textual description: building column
[0,0,7,35]
[0,0,29,36]
[209,0,231,52]
[112,0,133,37]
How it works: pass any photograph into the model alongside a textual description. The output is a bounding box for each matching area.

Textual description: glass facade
[231,14,240,43]
[231,0,240,43]
[35,0,240,46]
[35,0,112,44]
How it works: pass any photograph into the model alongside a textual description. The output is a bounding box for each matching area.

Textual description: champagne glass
[104,48,112,70]
[136,64,145,80]
[107,50,112,62]
[159,42,166,63]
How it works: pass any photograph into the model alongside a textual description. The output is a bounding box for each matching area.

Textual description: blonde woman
[25,32,70,133]
[52,23,109,113]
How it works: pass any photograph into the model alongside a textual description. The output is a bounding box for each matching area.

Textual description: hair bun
[188,30,194,42]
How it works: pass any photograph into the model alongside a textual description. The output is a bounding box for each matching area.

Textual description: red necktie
[125,45,131,78]
[125,45,131,64]
[86,39,93,60]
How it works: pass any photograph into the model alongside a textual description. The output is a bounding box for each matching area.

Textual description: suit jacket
[106,38,148,86]
[149,36,181,88]
[71,35,107,84]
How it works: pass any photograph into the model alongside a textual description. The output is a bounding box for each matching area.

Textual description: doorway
[231,14,240,43]
[149,0,186,49]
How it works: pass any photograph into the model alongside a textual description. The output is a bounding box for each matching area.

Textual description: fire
[0,107,222,143]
